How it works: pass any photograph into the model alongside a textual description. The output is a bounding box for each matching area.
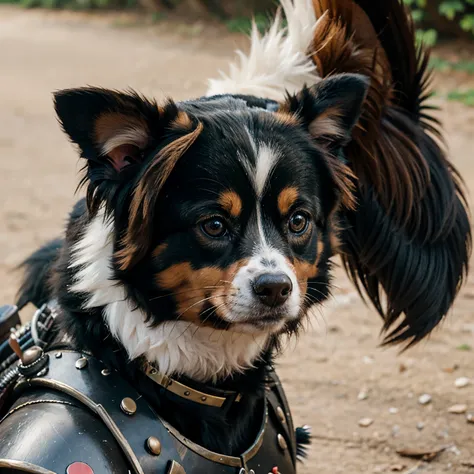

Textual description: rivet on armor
[167,460,186,474]
[66,461,94,474]
[55,352,62,359]
[277,433,288,451]
[101,368,111,376]
[75,357,88,370]
[22,346,43,366]
[276,406,286,424]
[146,436,162,455]
[184,391,190,396]
[120,397,137,416]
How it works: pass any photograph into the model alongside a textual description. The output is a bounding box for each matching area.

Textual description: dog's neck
[67,212,270,383]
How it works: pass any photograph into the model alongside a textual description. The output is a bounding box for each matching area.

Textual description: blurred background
[0,1,473,473]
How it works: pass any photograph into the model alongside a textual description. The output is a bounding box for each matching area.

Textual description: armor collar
[142,363,242,409]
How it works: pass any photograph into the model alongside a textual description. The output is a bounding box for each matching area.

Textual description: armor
[0,305,306,474]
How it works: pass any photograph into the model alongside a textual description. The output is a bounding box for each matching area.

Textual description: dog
[13,0,471,463]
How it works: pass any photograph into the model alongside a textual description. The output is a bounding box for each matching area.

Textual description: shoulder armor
[0,351,296,474]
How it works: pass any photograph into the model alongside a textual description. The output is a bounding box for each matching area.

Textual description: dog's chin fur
[69,210,270,383]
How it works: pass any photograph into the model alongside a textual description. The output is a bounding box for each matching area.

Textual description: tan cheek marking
[155,259,249,325]
[277,187,299,216]
[290,240,324,294]
[218,190,243,218]
[156,263,223,322]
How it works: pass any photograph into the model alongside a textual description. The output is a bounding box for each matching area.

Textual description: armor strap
[143,363,242,408]
[12,350,284,474]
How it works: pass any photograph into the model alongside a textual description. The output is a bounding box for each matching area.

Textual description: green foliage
[225,13,271,34]
[404,0,474,43]
[430,56,474,73]
[7,0,135,10]
[447,89,474,106]
[456,343,473,350]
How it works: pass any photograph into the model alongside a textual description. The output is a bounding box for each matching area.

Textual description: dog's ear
[54,87,181,174]
[281,74,369,149]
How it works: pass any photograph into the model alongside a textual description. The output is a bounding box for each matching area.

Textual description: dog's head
[55,74,368,343]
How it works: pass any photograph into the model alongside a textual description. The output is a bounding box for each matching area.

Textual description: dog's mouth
[198,302,296,334]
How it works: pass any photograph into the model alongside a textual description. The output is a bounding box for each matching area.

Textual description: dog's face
[55,74,367,339]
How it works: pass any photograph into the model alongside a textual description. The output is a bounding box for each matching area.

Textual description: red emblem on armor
[66,462,94,474]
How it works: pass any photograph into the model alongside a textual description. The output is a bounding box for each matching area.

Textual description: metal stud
[276,406,286,424]
[201,396,207,402]
[101,368,111,376]
[184,391,190,396]
[75,357,88,370]
[55,352,62,359]
[120,397,137,416]
[146,436,162,455]
[277,433,288,451]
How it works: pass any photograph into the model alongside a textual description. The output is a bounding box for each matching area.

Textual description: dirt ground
[1,7,474,473]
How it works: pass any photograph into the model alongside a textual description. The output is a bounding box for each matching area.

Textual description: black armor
[0,306,304,474]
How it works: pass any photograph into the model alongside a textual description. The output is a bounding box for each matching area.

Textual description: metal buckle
[31,304,57,348]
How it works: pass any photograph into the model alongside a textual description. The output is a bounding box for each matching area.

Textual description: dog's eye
[201,218,228,238]
[288,212,310,235]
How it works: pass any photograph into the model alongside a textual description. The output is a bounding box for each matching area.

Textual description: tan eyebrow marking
[277,187,299,215]
[218,190,243,218]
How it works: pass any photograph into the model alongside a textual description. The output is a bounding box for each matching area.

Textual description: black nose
[253,273,293,307]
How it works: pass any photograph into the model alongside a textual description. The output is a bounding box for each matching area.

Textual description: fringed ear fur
[54,87,203,270]
[281,74,369,212]
[309,0,471,347]
[281,74,369,149]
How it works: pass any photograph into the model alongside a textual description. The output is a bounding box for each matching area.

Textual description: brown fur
[310,0,433,226]
[116,121,204,270]
[277,187,299,216]
[290,240,324,294]
[218,190,243,218]
[155,259,248,323]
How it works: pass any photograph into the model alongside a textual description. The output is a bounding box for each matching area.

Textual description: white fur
[101,126,149,156]
[255,144,279,196]
[69,212,269,382]
[229,247,301,329]
[206,0,320,101]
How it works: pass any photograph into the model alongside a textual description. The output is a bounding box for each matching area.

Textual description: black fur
[16,238,62,310]
[339,0,471,346]
[15,0,470,459]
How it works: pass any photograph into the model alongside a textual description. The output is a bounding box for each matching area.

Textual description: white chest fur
[68,213,268,382]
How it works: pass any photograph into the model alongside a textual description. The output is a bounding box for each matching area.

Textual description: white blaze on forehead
[242,127,281,199]
[255,144,280,197]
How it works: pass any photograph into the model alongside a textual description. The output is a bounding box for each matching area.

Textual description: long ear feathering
[211,0,471,346]
[309,0,471,346]
[206,0,320,101]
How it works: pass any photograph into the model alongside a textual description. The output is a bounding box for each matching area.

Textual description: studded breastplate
[0,350,298,474]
